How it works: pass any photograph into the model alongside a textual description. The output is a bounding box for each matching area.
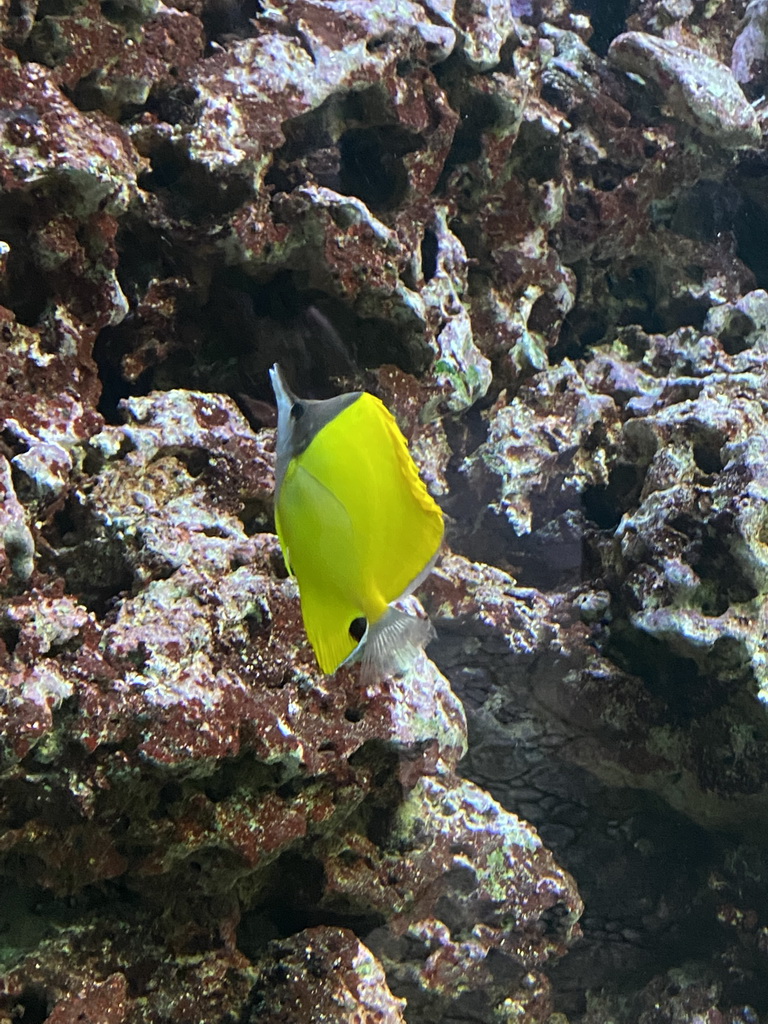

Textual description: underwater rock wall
[1,0,768,1021]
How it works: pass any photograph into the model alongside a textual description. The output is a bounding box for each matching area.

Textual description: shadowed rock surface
[1,0,768,1022]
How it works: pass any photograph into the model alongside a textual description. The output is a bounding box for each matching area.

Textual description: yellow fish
[270,364,444,677]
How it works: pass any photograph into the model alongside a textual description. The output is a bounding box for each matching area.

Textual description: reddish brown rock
[5,0,768,1021]
[245,927,406,1023]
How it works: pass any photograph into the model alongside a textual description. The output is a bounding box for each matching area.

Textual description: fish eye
[348,617,367,642]
[291,402,305,420]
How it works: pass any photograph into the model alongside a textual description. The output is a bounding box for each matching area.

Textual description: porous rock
[5,0,768,1020]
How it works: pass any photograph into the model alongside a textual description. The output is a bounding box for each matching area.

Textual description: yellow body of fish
[271,370,444,675]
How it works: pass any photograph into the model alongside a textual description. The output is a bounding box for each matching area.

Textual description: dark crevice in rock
[573,0,634,55]
[0,193,50,327]
[338,125,420,211]
[38,496,135,614]
[606,625,740,725]
[266,85,425,211]
[97,253,429,420]
[734,193,768,292]
[237,852,386,959]
[10,987,48,1024]
[420,226,439,282]
[434,78,505,190]
[691,532,759,614]
[0,617,22,660]
[582,463,647,532]
[549,317,591,363]
[138,142,252,220]
[94,329,154,424]
[265,105,342,194]
[201,0,262,46]
[546,795,723,1018]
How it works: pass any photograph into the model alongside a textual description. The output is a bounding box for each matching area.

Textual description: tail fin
[356,605,436,682]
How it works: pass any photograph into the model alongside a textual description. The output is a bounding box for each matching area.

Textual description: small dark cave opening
[572,0,634,56]
[690,531,759,617]
[420,226,439,282]
[548,315,593,363]
[733,191,768,292]
[581,256,713,343]
[264,104,342,196]
[337,124,420,211]
[36,490,135,615]
[138,140,252,220]
[97,252,427,424]
[93,327,154,424]
[606,624,736,726]
[506,513,593,591]
[201,0,263,44]
[0,191,50,326]
[7,987,49,1024]
[447,506,594,592]
[26,0,71,17]
[236,851,385,960]
[583,462,647,532]
[434,79,507,190]
[265,85,424,211]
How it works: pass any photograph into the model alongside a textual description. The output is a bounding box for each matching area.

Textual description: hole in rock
[435,84,503,189]
[338,125,419,211]
[201,0,261,44]
[583,463,645,531]
[545,793,727,1019]
[156,446,211,478]
[0,193,50,326]
[237,852,385,957]
[717,309,755,355]
[421,227,439,283]
[690,532,758,616]
[692,438,723,477]
[549,318,594,362]
[366,33,393,53]
[39,497,134,616]
[528,290,565,344]
[154,781,183,817]
[607,626,735,724]
[138,141,251,219]
[591,161,628,193]
[93,328,154,424]
[12,987,49,1024]
[264,103,341,195]
[113,218,173,300]
[100,238,430,423]
[594,260,712,336]
[561,0,638,55]
[0,618,21,659]
[733,189,768,291]
[572,0,633,55]
[100,0,145,25]
[32,0,72,16]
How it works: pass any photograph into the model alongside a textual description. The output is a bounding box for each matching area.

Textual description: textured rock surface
[3,0,768,1021]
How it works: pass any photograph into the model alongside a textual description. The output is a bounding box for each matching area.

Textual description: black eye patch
[291,402,305,420]
[348,617,367,642]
